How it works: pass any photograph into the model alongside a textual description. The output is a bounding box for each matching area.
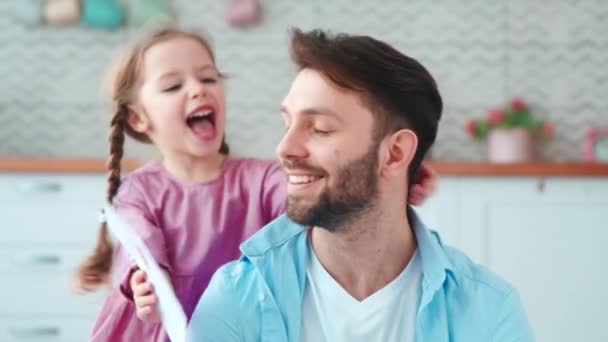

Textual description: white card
[104,204,187,342]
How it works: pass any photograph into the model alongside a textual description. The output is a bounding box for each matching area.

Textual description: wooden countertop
[425,161,608,177]
[1,157,608,177]
[0,158,143,173]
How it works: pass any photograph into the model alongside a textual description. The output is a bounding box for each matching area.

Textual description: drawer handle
[16,181,63,194]
[14,254,62,266]
[9,326,61,337]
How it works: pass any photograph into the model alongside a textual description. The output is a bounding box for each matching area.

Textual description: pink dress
[90,157,286,341]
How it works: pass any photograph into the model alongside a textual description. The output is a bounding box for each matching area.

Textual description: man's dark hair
[289,28,443,180]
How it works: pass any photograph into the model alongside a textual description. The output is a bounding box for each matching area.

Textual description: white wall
[1,0,607,160]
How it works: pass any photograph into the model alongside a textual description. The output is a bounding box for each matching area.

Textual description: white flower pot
[487,128,534,163]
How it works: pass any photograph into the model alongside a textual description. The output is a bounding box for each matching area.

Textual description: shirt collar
[239,207,455,306]
[240,214,306,257]
[408,207,456,308]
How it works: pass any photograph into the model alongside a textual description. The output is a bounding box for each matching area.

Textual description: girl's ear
[126,105,150,133]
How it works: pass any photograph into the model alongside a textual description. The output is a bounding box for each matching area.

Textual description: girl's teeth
[190,111,212,118]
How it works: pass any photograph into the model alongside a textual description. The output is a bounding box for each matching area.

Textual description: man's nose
[276,125,309,161]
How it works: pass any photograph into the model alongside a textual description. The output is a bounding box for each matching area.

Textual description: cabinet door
[0,316,96,342]
[460,177,608,342]
[0,173,106,340]
[0,247,106,314]
[0,174,105,245]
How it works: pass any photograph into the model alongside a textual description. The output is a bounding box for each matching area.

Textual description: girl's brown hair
[76,27,229,291]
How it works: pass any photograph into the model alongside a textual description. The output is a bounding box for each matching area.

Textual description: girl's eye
[201,77,218,84]
[163,84,181,92]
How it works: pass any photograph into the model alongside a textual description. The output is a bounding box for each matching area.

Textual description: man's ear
[379,129,418,177]
[126,105,149,134]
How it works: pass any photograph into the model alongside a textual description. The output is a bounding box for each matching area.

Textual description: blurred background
[0,1,607,341]
[2,0,608,160]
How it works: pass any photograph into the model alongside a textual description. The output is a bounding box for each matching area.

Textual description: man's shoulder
[417,227,533,340]
[203,215,308,306]
[442,244,514,300]
[436,241,527,332]
[193,258,262,323]
[188,258,264,341]
[412,209,514,302]
[209,257,259,292]
[441,245,534,340]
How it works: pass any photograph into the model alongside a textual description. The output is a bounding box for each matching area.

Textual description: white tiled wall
[1,0,607,160]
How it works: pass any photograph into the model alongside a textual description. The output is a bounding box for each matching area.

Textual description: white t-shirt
[300,247,422,342]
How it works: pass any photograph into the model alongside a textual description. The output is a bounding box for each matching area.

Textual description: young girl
[75,27,436,341]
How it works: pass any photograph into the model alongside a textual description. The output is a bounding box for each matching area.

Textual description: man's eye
[313,128,332,135]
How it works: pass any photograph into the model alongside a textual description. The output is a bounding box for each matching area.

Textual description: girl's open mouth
[186,107,216,141]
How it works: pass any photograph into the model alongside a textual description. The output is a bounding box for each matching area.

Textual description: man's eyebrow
[280,105,344,123]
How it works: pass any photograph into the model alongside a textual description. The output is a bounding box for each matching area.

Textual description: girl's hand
[130,269,161,323]
[408,163,438,206]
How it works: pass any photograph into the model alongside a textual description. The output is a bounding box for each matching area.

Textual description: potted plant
[465,97,554,163]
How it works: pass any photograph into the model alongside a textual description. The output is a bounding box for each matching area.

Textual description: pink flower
[465,119,477,138]
[486,108,506,125]
[510,97,528,112]
[541,122,555,138]
[587,127,599,138]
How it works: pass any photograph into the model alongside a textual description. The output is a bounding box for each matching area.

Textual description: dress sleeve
[111,175,171,300]
[260,161,286,223]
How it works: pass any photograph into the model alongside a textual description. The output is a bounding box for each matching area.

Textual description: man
[188,28,534,342]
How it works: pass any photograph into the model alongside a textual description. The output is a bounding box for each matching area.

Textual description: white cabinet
[0,173,106,341]
[3,170,606,341]
[0,318,96,342]
[416,176,608,342]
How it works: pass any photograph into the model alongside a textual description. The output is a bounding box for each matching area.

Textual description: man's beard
[285,142,380,232]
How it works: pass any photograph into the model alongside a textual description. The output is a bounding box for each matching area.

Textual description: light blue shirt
[188,208,534,341]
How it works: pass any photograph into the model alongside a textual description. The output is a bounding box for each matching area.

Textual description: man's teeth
[289,175,322,184]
